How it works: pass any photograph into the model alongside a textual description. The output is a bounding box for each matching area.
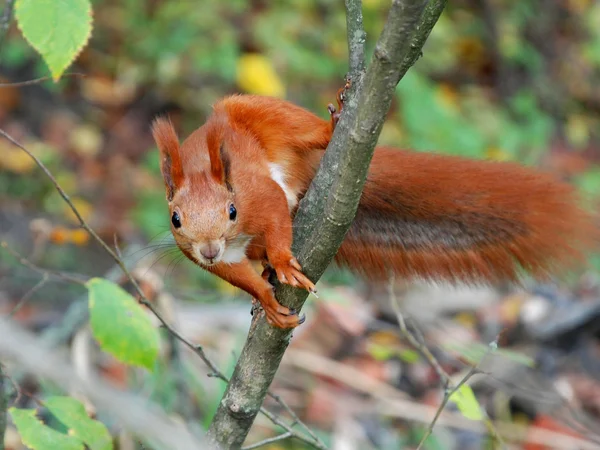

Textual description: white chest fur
[221,234,251,264]
[269,163,298,210]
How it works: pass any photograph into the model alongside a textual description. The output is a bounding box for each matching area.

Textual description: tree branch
[0,74,85,87]
[396,0,447,83]
[207,0,444,447]
[388,281,504,449]
[0,363,7,450]
[344,0,366,78]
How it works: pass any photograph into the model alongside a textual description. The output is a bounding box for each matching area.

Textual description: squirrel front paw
[263,301,306,328]
[255,285,306,328]
[270,256,316,294]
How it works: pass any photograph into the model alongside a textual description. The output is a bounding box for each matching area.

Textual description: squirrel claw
[263,303,303,328]
[329,78,351,129]
[271,256,316,293]
[298,314,306,325]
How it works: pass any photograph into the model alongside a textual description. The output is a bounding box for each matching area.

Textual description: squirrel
[151,91,597,329]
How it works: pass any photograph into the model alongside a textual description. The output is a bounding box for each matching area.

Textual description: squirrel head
[152,117,239,267]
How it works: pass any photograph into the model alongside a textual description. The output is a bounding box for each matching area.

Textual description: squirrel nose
[199,242,220,260]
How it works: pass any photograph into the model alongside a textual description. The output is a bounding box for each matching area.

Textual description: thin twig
[241,431,293,450]
[0,129,136,291]
[284,350,600,450]
[0,363,7,450]
[113,233,123,259]
[1,241,88,286]
[415,362,482,450]
[8,273,49,317]
[0,129,324,450]
[387,279,504,449]
[0,73,86,88]
[388,280,448,386]
[259,407,325,450]
[265,390,322,441]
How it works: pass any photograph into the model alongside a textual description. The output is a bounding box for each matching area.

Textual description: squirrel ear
[206,125,232,191]
[152,117,183,201]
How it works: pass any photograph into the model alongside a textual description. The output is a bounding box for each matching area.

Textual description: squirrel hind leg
[327,77,351,129]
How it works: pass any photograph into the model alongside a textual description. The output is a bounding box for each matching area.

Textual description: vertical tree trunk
[206,1,448,448]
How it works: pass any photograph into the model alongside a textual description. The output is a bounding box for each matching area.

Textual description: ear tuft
[152,116,183,201]
[206,122,231,189]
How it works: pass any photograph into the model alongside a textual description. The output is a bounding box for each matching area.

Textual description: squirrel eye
[229,204,237,221]
[171,211,182,228]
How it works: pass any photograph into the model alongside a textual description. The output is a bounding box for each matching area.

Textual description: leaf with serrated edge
[45,397,113,450]
[87,277,159,370]
[9,408,83,450]
[15,0,92,81]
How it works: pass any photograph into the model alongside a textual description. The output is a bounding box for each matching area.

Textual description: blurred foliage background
[2,0,600,278]
[3,0,600,448]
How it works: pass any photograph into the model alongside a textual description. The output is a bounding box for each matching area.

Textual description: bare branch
[0,363,7,450]
[8,273,49,317]
[0,74,86,87]
[388,279,448,386]
[388,281,504,449]
[284,350,600,449]
[344,0,366,78]
[396,0,448,83]
[241,432,293,450]
[256,407,326,450]
[1,241,88,286]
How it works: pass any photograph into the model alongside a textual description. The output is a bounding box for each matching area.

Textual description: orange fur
[337,147,597,284]
[151,117,184,200]
[151,94,598,328]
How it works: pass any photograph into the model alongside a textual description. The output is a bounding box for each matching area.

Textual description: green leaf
[367,342,396,361]
[15,0,93,81]
[448,384,483,421]
[87,278,159,370]
[9,408,83,450]
[45,397,113,450]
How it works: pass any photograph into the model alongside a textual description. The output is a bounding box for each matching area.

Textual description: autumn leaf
[236,53,285,98]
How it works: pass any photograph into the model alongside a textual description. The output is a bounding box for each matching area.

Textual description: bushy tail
[335,147,598,284]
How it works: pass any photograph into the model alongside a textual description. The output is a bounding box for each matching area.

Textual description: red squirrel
[151,93,597,328]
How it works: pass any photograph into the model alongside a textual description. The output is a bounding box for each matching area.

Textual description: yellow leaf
[454,311,477,329]
[70,124,103,157]
[0,145,36,173]
[70,229,90,246]
[236,54,285,98]
[485,147,511,161]
[436,83,460,110]
[566,114,589,148]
